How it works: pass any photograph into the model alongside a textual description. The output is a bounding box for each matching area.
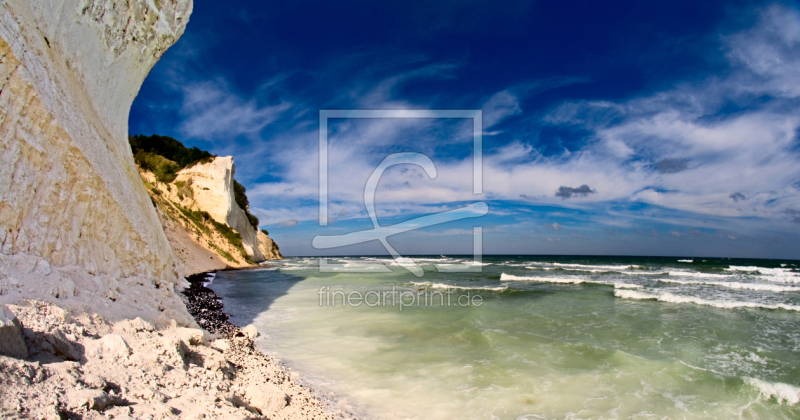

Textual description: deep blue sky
[131,0,800,258]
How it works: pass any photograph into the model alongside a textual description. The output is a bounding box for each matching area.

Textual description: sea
[208,255,800,419]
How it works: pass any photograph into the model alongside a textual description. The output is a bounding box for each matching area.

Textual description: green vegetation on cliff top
[130,134,260,229]
[130,134,214,168]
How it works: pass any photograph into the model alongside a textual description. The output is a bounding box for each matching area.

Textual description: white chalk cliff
[0,0,195,326]
[138,155,282,272]
[174,156,280,262]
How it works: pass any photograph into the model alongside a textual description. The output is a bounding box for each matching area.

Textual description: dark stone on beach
[181,272,238,337]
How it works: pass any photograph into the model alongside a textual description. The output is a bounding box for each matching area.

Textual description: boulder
[87,334,131,360]
[45,329,83,361]
[210,339,230,353]
[245,383,289,414]
[66,389,123,411]
[198,347,229,373]
[113,317,154,334]
[161,335,190,362]
[243,325,258,340]
[34,259,51,275]
[176,327,207,346]
[0,304,28,359]
[81,374,108,390]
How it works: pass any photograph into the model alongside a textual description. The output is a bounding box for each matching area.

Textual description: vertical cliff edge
[139,153,283,275]
[0,0,195,326]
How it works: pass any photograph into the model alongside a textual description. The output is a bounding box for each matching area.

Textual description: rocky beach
[0,284,354,419]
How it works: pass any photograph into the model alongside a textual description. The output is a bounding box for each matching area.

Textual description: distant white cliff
[174,156,282,262]
[138,155,283,273]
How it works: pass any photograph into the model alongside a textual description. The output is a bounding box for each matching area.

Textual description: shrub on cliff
[233,180,259,229]
[129,134,214,169]
[134,150,181,183]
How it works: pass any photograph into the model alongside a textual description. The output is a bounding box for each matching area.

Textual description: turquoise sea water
[210,256,800,419]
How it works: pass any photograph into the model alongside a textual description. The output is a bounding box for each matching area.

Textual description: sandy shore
[0,272,357,419]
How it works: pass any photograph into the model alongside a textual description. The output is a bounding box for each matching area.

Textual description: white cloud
[179,80,290,140]
[237,6,800,234]
[724,5,800,98]
[483,90,521,128]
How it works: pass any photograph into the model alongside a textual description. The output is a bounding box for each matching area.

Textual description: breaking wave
[745,377,800,405]
[614,289,800,312]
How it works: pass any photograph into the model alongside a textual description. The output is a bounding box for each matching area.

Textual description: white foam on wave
[617,271,668,276]
[745,377,800,405]
[278,259,320,270]
[502,262,532,267]
[500,274,650,291]
[614,283,643,289]
[201,272,216,286]
[501,273,587,284]
[429,283,507,292]
[677,259,693,263]
[461,261,492,266]
[726,265,762,272]
[411,281,507,291]
[724,266,800,284]
[526,262,633,270]
[659,279,800,293]
[251,266,279,272]
[551,262,649,271]
[362,256,466,265]
[531,266,667,276]
[614,290,800,312]
[667,271,730,279]
[437,261,491,267]
[540,267,607,273]
[499,273,608,286]
[726,266,800,277]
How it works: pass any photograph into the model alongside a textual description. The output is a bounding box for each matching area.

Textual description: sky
[130,0,800,259]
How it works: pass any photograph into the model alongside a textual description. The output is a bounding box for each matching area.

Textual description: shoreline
[182,272,239,337]
[181,269,361,419]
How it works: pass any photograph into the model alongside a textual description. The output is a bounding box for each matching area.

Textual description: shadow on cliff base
[205,268,305,328]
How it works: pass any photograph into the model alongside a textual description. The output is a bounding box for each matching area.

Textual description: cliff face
[174,156,282,262]
[138,156,282,274]
[0,0,195,326]
[176,157,263,260]
[258,230,282,261]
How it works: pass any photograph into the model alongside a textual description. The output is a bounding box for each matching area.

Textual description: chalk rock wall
[174,157,283,262]
[0,0,194,325]
[258,230,283,261]
[139,167,253,272]
[0,0,190,281]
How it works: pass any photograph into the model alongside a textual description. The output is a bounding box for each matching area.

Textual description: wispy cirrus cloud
[179,80,291,141]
